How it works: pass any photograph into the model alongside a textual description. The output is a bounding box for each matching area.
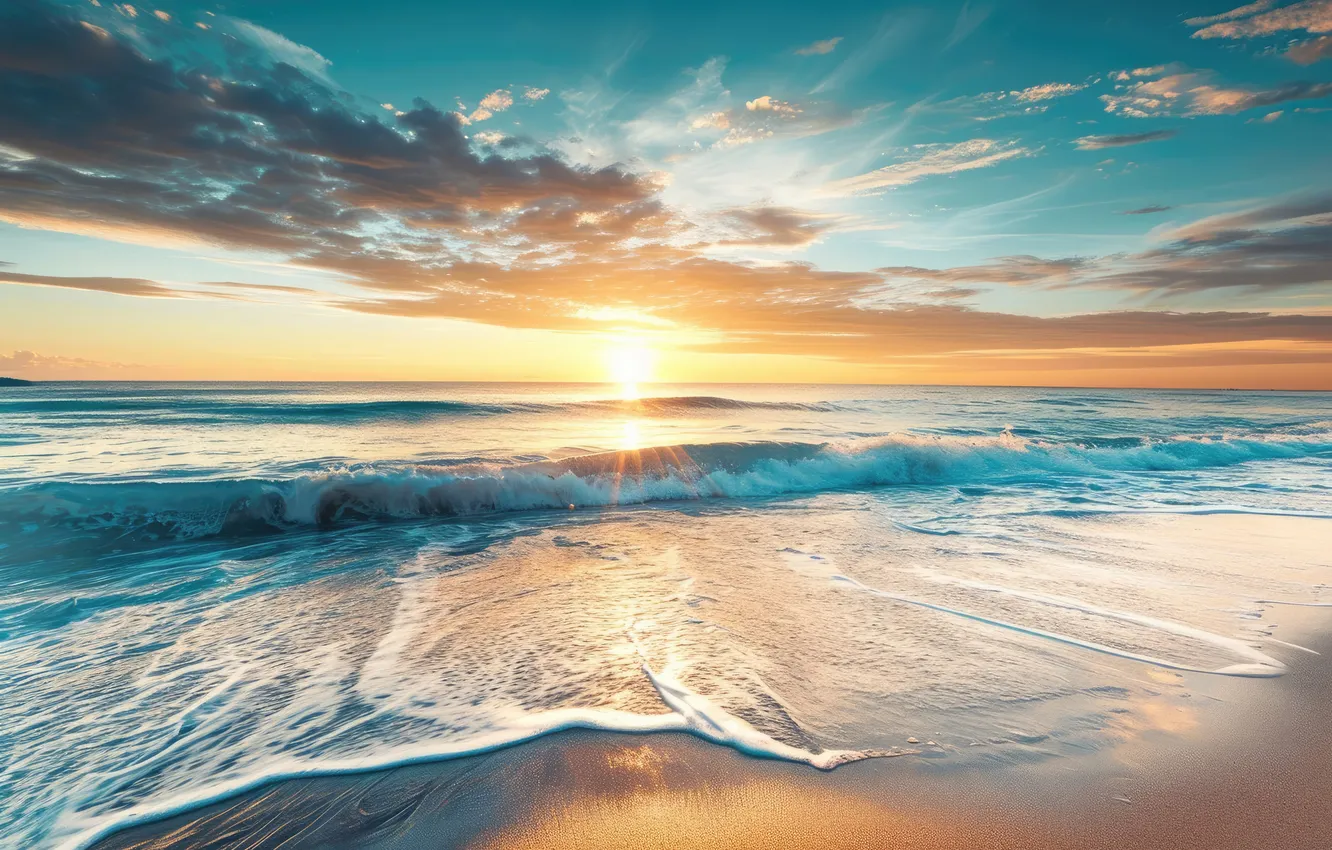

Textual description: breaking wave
[4,431,1328,547]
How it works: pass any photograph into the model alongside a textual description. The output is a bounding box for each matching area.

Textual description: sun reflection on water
[621,420,642,451]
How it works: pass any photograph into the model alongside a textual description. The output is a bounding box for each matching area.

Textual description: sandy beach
[95,612,1332,850]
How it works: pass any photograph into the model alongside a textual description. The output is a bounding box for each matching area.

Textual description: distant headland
[0,377,35,386]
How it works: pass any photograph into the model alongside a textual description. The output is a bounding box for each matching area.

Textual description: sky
[1,0,1331,388]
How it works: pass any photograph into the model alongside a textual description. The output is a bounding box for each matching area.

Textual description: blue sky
[1,0,1331,386]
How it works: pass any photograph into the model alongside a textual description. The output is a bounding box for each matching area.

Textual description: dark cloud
[1218,80,1332,111]
[1074,130,1177,150]
[0,269,181,298]
[717,207,835,248]
[0,267,317,300]
[0,0,654,261]
[879,256,1090,285]
[1121,205,1173,215]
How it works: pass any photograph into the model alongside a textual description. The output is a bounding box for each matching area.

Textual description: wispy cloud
[1188,0,1332,39]
[1011,81,1087,102]
[928,79,1088,121]
[228,18,334,83]
[945,1,991,49]
[0,268,180,297]
[824,139,1030,194]
[812,12,920,93]
[795,37,842,56]
[0,267,316,301]
[1184,0,1278,29]
[879,193,1332,299]
[1121,205,1173,215]
[1075,129,1177,149]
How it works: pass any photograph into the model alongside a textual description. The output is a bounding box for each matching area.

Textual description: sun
[607,339,655,398]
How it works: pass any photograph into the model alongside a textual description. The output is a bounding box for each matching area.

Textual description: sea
[2,382,1330,849]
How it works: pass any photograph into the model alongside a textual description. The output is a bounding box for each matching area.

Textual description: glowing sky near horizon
[1,0,1331,388]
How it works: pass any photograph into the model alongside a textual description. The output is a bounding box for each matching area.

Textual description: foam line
[1255,600,1332,607]
[830,574,1285,678]
[56,668,879,850]
[641,665,880,770]
[1026,505,1332,520]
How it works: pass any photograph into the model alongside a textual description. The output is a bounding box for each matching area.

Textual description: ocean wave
[2,431,1327,549]
[0,394,840,423]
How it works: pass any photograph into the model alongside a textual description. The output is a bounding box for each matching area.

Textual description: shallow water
[1,383,1330,849]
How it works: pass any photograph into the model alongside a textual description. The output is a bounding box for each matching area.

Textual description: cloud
[880,256,1091,286]
[1074,129,1177,149]
[0,268,180,297]
[0,349,141,377]
[1189,80,1332,112]
[1011,81,1086,102]
[229,18,334,82]
[745,95,799,114]
[1184,0,1277,28]
[1250,109,1284,122]
[335,252,1332,366]
[1189,0,1332,39]
[0,2,654,267]
[478,89,514,112]
[715,206,836,248]
[1287,34,1332,62]
[1121,205,1173,215]
[523,87,551,101]
[690,111,730,130]
[1100,69,1332,116]
[795,37,842,56]
[929,80,1087,121]
[824,139,1031,194]
[465,89,514,122]
[682,85,852,150]
[880,193,1332,299]
[0,267,316,301]
[812,12,919,93]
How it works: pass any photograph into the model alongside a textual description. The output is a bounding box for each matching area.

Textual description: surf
[2,430,1328,551]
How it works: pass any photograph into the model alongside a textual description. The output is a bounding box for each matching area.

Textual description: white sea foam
[54,665,879,850]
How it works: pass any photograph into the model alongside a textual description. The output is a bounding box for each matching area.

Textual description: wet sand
[95,620,1332,850]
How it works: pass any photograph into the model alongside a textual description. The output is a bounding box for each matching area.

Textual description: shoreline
[94,621,1332,850]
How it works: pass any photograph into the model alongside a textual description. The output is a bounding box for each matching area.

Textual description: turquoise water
[2,383,1331,848]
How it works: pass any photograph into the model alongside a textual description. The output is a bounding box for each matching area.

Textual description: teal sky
[1,0,1331,386]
